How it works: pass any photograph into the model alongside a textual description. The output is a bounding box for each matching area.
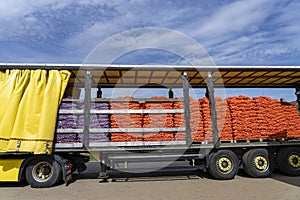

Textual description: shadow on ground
[237,168,300,188]
[75,161,211,183]
[1,162,299,188]
[270,169,300,188]
[0,181,28,187]
[76,162,300,187]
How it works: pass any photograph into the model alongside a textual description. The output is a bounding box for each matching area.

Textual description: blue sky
[0,0,299,101]
[0,0,299,65]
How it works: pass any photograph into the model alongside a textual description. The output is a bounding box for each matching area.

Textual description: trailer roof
[1,63,300,88]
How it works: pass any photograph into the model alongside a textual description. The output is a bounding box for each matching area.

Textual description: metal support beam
[295,87,300,113]
[183,72,192,146]
[207,72,220,148]
[98,152,109,182]
[97,87,102,98]
[169,88,174,98]
[83,70,92,148]
[205,87,209,98]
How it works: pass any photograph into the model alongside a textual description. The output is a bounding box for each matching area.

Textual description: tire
[277,147,300,176]
[208,150,239,180]
[242,148,274,178]
[25,157,62,188]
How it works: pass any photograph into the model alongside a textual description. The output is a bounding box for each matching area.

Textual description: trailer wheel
[208,150,239,180]
[277,147,300,176]
[242,148,274,178]
[25,157,62,188]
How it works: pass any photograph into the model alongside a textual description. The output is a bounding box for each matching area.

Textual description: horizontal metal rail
[1,63,300,71]
[56,129,84,133]
[89,127,186,133]
[59,109,184,114]
[91,98,185,102]
[53,139,300,151]
[91,109,184,114]
[54,141,187,149]
[61,98,185,103]
[88,141,187,147]
[59,109,84,114]
[54,143,83,148]
[107,153,205,162]
[56,127,185,133]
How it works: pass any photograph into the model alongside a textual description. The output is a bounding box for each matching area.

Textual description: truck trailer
[0,63,300,188]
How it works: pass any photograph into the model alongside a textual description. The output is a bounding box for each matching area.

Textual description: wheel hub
[218,157,232,173]
[32,162,53,182]
[254,156,268,171]
[289,154,300,168]
[42,166,51,175]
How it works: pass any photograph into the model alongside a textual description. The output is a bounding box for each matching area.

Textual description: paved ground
[1,162,300,200]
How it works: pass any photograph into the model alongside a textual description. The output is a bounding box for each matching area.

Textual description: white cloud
[82,27,214,66]
[0,0,72,19]
[178,0,300,65]
[187,0,275,42]
[0,0,299,64]
[65,21,122,51]
[0,0,73,39]
[64,1,198,52]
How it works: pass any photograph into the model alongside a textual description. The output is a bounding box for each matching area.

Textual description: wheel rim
[32,161,53,182]
[253,155,269,172]
[217,157,233,174]
[289,154,300,168]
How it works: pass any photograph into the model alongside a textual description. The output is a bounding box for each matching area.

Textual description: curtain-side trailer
[1,63,300,188]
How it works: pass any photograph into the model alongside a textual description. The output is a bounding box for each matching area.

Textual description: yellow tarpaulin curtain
[0,69,70,154]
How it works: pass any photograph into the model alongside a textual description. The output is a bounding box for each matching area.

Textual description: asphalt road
[1,162,300,200]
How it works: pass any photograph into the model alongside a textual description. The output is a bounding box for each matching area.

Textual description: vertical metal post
[207,72,220,148]
[295,87,300,113]
[83,70,91,148]
[183,72,192,146]
[97,87,102,98]
[98,152,109,182]
[169,88,174,98]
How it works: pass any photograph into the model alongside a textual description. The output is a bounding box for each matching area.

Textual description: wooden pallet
[219,140,235,144]
[188,137,287,145]
[233,139,249,143]
[233,138,286,143]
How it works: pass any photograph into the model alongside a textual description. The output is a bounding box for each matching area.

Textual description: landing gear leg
[98,152,109,183]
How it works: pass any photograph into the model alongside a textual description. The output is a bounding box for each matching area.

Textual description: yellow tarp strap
[0,69,70,154]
